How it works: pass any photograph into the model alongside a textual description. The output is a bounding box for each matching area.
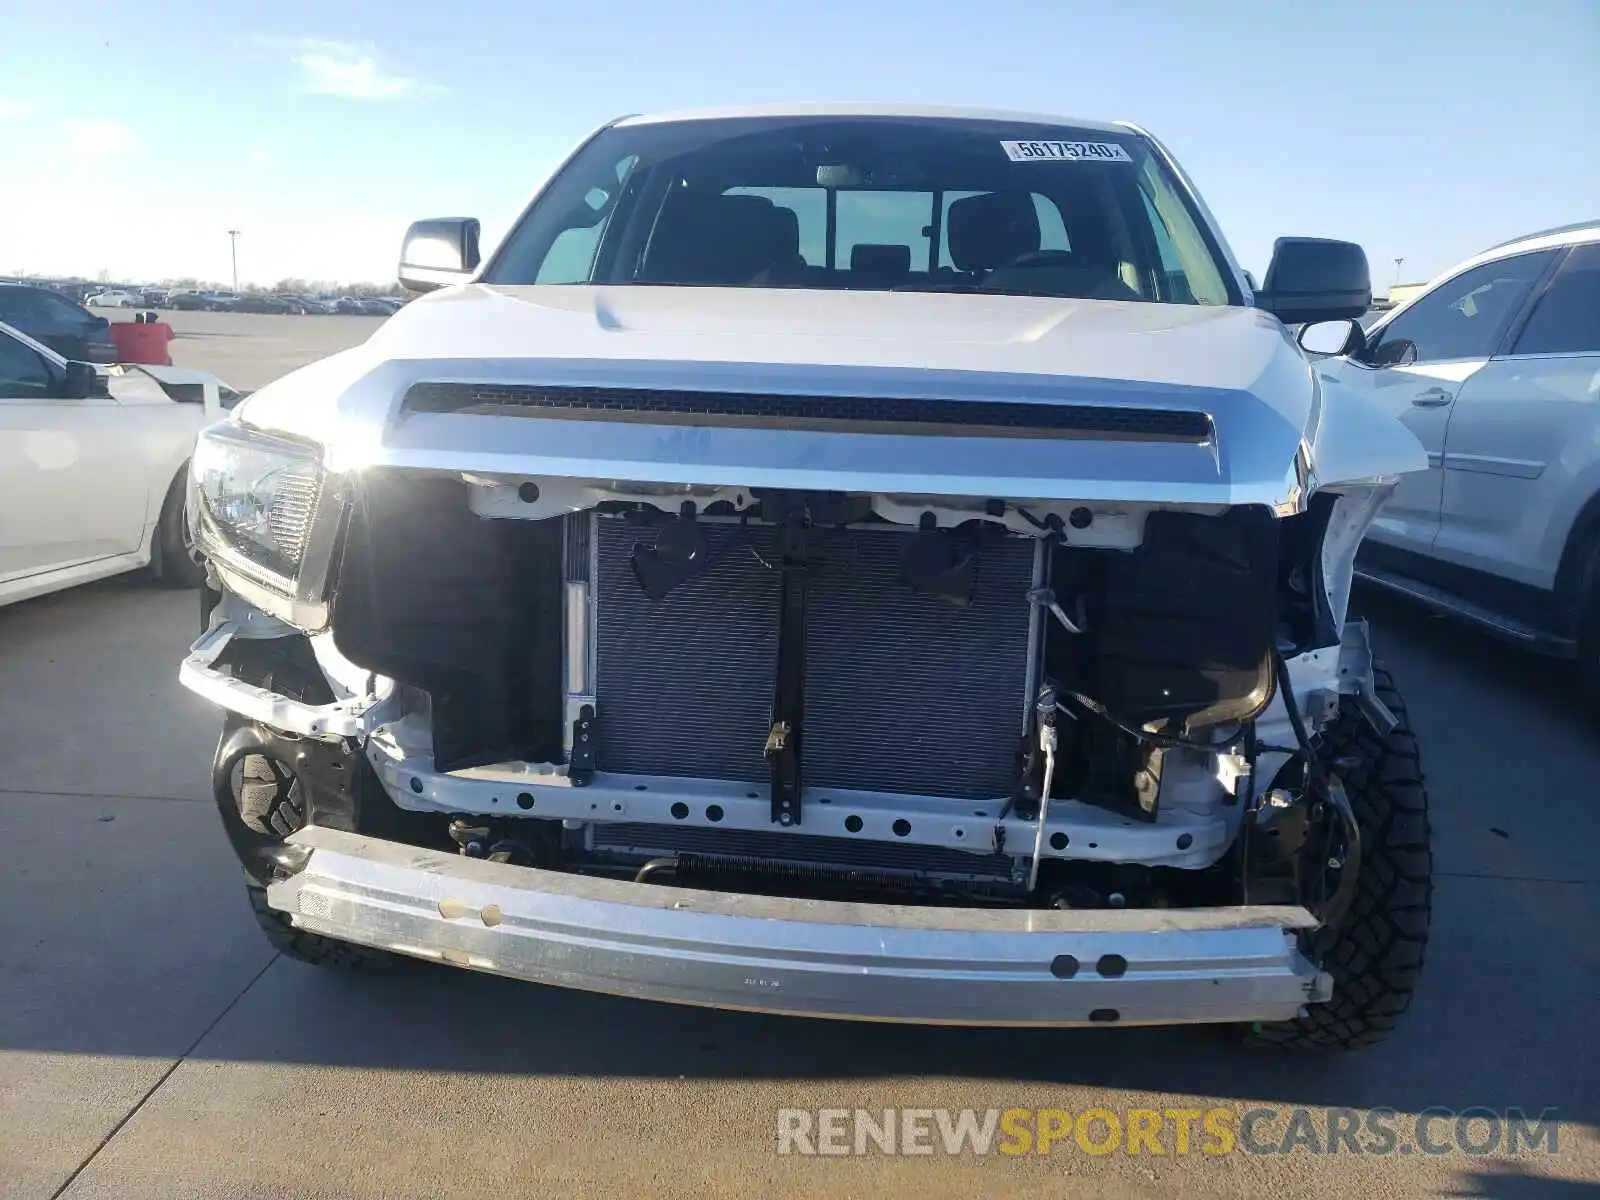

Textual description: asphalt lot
[155,308,389,390]
[2,313,1598,1199]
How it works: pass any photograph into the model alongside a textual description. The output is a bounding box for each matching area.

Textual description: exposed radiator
[590,515,1035,800]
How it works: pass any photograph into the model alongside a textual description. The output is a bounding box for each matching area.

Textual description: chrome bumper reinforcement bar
[271,827,1331,1027]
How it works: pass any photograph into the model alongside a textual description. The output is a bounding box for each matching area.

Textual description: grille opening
[402,382,1214,443]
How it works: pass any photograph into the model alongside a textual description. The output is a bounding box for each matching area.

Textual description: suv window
[486,116,1241,304]
[1364,250,1553,365]
[0,287,44,321]
[1511,243,1600,356]
[0,333,55,396]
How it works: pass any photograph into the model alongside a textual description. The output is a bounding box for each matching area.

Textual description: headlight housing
[190,423,343,627]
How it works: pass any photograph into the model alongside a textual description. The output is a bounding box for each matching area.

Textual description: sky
[0,0,1594,291]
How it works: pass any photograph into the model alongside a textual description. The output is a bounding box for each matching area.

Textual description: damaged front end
[180,393,1400,1024]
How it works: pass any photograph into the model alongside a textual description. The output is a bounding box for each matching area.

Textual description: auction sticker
[1001,140,1132,163]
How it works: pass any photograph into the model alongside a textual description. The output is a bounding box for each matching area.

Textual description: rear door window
[1510,244,1600,356]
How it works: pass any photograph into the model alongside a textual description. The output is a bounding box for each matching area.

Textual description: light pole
[227,229,242,292]
[1392,256,1405,287]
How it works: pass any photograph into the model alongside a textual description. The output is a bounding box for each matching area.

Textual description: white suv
[1328,221,1600,707]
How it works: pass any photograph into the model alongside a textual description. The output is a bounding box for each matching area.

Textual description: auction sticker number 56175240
[1001,140,1133,163]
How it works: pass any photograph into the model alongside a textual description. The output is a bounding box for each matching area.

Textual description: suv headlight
[190,423,344,627]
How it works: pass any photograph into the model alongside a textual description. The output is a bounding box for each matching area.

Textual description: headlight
[191,423,343,625]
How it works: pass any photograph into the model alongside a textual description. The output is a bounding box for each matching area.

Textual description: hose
[634,857,679,884]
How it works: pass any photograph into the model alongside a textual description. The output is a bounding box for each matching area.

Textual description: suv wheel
[1577,544,1600,723]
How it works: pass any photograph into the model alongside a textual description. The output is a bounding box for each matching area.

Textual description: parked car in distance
[0,284,117,362]
[1321,220,1600,709]
[0,319,231,605]
[86,290,140,308]
[232,294,295,314]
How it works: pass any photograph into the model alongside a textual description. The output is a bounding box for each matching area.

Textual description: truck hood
[239,284,1426,507]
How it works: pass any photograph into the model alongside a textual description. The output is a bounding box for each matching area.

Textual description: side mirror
[1297,318,1365,358]
[63,360,102,398]
[399,218,482,293]
[1257,237,1371,324]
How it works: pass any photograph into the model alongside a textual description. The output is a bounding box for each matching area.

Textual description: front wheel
[1575,543,1600,726]
[247,883,390,968]
[1249,665,1433,1049]
[151,468,206,588]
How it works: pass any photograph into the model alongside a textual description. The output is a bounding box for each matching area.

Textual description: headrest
[946,192,1040,273]
[642,192,793,284]
[850,243,912,285]
[768,205,801,261]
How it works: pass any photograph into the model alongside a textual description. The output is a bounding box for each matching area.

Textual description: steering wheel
[987,249,1082,273]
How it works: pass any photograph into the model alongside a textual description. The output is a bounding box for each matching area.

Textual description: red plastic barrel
[109,320,174,365]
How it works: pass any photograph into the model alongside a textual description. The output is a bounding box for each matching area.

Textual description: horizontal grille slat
[403,382,1211,442]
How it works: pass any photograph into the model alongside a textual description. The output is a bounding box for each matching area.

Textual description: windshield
[485,116,1239,305]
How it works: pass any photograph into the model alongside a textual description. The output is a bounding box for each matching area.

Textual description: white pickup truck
[179,104,1431,1050]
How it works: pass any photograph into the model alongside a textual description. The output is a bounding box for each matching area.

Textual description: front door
[1343,248,1557,557]
[1435,243,1600,589]
[0,335,148,581]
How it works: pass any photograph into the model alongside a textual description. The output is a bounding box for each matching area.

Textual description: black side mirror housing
[63,360,102,398]
[399,218,482,294]
[1256,237,1371,324]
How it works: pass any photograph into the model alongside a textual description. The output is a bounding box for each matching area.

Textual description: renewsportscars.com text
[776,1106,1561,1158]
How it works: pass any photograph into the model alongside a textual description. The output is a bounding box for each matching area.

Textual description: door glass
[1365,250,1553,365]
[0,335,54,396]
[1511,244,1600,355]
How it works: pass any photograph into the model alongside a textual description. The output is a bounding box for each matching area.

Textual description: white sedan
[0,319,235,607]
[85,290,141,308]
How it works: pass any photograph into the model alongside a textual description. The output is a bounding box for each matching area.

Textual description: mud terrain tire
[247,884,390,968]
[1249,665,1432,1049]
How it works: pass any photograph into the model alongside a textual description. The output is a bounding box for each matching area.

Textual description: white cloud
[246,148,272,169]
[293,40,440,100]
[62,119,140,157]
[0,97,37,119]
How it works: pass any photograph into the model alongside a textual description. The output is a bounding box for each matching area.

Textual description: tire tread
[1248,665,1433,1050]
